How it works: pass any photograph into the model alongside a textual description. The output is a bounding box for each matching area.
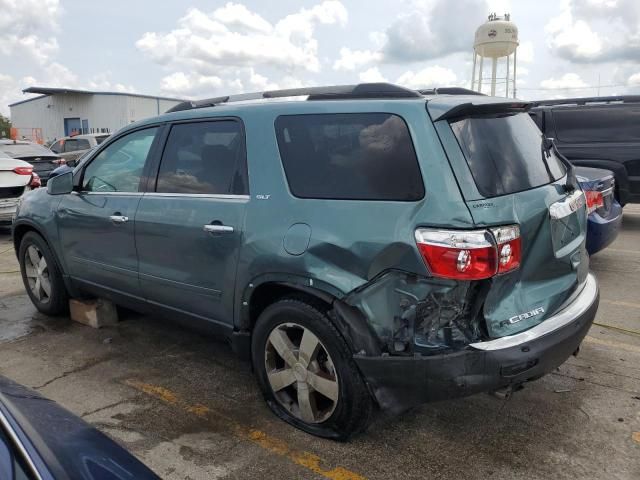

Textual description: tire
[18,231,69,315]
[252,297,374,440]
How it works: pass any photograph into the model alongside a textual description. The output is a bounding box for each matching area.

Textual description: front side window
[64,139,79,152]
[450,112,566,198]
[50,140,62,154]
[82,127,158,193]
[275,113,424,201]
[156,120,248,195]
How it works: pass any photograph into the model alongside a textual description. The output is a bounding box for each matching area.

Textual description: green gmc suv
[13,84,599,439]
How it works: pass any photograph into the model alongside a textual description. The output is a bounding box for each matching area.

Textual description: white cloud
[540,73,589,89]
[359,67,387,83]
[333,48,382,71]
[545,0,640,62]
[518,41,534,63]
[628,72,640,86]
[381,0,485,62]
[137,1,347,74]
[0,0,61,63]
[396,65,457,89]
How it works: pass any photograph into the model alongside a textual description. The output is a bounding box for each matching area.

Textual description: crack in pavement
[32,355,115,390]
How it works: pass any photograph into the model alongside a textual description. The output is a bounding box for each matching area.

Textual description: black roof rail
[418,87,485,96]
[529,95,640,107]
[166,83,422,113]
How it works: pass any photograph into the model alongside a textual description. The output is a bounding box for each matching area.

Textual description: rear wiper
[541,135,578,193]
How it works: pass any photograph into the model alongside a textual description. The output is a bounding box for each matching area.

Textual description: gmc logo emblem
[508,307,545,324]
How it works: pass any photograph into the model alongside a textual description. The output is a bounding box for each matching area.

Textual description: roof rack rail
[418,87,485,96]
[166,83,422,113]
[529,95,640,107]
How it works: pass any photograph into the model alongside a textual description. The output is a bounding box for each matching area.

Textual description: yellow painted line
[601,299,640,310]
[584,336,640,354]
[125,380,366,480]
[633,432,640,444]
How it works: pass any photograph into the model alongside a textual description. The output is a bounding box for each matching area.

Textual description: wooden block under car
[69,298,119,328]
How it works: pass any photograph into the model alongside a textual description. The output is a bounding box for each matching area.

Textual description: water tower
[471,13,519,97]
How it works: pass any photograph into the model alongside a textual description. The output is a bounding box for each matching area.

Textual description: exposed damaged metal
[343,270,488,356]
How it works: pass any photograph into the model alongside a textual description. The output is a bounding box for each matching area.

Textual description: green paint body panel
[13,95,591,356]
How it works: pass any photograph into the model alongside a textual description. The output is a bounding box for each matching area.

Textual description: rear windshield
[553,105,640,143]
[0,142,56,158]
[450,113,565,198]
[275,113,424,201]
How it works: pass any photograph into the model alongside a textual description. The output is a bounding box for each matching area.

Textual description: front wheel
[18,231,69,315]
[252,297,374,440]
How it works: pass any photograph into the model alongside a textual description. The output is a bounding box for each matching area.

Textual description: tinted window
[451,113,565,198]
[553,105,640,143]
[95,135,109,145]
[83,127,157,192]
[50,140,62,154]
[156,120,248,195]
[275,113,424,201]
[63,139,78,152]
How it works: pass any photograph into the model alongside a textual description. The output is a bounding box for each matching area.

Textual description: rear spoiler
[433,101,531,122]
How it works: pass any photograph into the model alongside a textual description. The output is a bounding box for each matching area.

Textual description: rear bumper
[355,273,599,413]
[0,199,20,224]
[586,203,623,255]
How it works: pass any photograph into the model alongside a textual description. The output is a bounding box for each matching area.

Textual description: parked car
[0,151,39,225]
[13,84,599,439]
[49,133,110,166]
[48,146,98,179]
[0,375,159,479]
[0,140,61,184]
[529,96,640,205]
[575,166,623,255]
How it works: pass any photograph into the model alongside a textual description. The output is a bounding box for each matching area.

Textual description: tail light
[13,166,34,176]
[51,158,67,165]
[30,173,41,188]
[584,190,604,214]
[415,225,521,280]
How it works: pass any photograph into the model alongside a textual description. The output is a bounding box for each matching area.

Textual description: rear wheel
[252,297,374,440]
[19,231,68,315]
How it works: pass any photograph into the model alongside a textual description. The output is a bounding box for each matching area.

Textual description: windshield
[0,142,56,158]
[450,112,565,198]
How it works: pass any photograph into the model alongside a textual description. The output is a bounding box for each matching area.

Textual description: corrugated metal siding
[10,93,182,142]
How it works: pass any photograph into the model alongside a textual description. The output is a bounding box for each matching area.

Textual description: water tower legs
[478,56,484,93]
[490,57,497,96]
[471,53,477,90]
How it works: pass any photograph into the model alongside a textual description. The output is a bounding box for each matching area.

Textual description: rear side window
[451,113,565,198]
[156,120,248,195]
[553,106,640,143]
[95,135,109,145]
[275,113,424,201]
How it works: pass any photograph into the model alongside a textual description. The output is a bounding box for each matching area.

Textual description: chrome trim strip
[0,408,44,480]
[549,190,585,220]
[143,192,250,200]
[469,273,598,351]
[600,187,614,197]
[72,191,142,197]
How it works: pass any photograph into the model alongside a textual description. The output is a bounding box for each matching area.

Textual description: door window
[275,113,424,201]
[156,120,247,195]
[50,140,62,154]
[82,127,158,193]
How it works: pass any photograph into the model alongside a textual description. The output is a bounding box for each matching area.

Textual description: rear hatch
[430,99,589,338]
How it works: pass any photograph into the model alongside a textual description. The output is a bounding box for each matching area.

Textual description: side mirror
[47,171,73,195]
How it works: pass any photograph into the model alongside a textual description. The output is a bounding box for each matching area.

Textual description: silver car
[49,133,110,165]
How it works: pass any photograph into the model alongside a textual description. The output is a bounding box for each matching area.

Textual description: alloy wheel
[24,245,51,304]
[265,322,339,424]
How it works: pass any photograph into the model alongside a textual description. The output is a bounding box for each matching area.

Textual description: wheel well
[247,282,333,331]
[12,224,38,256]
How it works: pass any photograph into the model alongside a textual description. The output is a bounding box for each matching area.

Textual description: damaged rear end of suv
[350,94,599,414]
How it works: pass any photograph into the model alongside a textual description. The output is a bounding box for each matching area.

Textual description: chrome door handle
[203,224,234,234]
[109,215,129,224]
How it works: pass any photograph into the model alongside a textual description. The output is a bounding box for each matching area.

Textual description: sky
[1,0,640,116]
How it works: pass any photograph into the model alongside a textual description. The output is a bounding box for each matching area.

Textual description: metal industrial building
[9,87,184,144]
